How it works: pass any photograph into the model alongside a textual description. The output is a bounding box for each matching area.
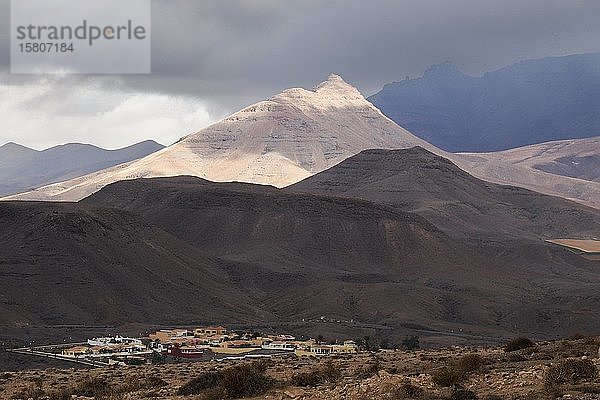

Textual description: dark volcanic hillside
[81,175,600,338]
[288,147,600,240]
[0,202,265,326]
[369,53,600,151]
[83,178,459,276]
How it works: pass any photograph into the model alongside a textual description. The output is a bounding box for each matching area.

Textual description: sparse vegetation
[71,377,113,397]
[565,333,586,341]
[291,360,342,387]
[3,337,599,400]
[456,354,483,373]
[392,382,424,398]
[355,358,382,378]
[219,361,274,398]
[47,388,72,400]
[503,337,535,352]
[177,361,274,398]
[431,353,484,387]
[545,358,598,385]
[11,384,45,400]
[450,387,478,400]
[177,371,221,395]
[123,375,168,392]
[432,366,466,387]
[401,335,420,351]
[355,335,381,352]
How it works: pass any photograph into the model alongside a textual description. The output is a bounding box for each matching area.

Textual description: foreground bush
[432,366,466,387]
[177,371,221,395]
[47,389,72,400]
[355,358,381,379]
[450,387,479,400]
[456,354,483,373]
[503,337,535,352]
[545,358,598,385]
[71,377,114,397]
[291,360,342,387]
[11,384,45,400]
[178,361,274,398]
[431,353,484,387]
[392,382,424,398]
[401,335,420,351]
[219,362,274,398]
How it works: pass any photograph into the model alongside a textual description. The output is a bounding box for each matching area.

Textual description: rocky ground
[1,337,599,400]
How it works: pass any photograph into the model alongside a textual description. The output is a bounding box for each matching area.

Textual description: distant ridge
[289,146,600,239]
[460,136,600,183]
[370,52,600,151]
[0,140,164,196]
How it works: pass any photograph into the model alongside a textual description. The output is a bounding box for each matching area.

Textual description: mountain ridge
[0,140,164,197]
[288,146,600,240]
[370,52,600,152]
[3,74,600,210]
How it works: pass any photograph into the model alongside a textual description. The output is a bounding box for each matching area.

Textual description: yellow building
[149,329,191,343]
[294,341,357,357]
[194,326,227,336]
[62,346,90,357]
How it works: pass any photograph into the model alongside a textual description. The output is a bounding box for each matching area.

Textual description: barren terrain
[1,337,599,399]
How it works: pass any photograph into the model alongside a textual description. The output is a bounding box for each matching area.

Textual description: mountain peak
[313,73,362,97]
[0,142,35,151]
[423,61,467,80]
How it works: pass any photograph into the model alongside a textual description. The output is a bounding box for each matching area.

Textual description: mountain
[3,147,599,338]
[0,140,164,197]
[4,75,600,210]
[0,75,435,202]
[0,200,264,326]
[288,147,600,240]
[78,163,598,337]
[461,136,600,183]
[369,52,600,152]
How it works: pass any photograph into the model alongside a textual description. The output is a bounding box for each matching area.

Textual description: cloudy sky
[1,0,600,149]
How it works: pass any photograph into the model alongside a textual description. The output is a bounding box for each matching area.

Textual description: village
[7,326,358,367]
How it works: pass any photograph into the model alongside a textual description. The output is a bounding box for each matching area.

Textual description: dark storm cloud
[140,0,600,102]
[2,0,600,101]
[1,0,600,147]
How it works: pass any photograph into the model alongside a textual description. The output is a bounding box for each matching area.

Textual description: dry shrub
[431,366,465,387]
[47,388,72,400]
[393,382,424,398]
[432,353,484,388]
[177,361,273,398]
[11,384,45,400]
[450,387,478,400]
[178,371,221,395]
[508,353,526,362]
[565,333,586,341]
[291,360,342,387]
[456,354,483,373]
[545,358,598,385]
[503,337,535,352]
[219,361,274,398]
[121,375,167,393]
[355,359,382,379]
[71,377,114,397]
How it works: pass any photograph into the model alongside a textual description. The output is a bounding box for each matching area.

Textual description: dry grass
[290,360,342,387]
[503,337,535,352]
[177,361,274,398]
[545,358,598,385]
